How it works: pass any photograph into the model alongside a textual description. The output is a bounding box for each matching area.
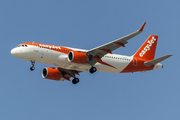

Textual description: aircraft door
[133,58,137,66]
[33,43,39,52]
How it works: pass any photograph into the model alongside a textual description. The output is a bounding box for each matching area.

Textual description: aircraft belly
[56,62,91,72]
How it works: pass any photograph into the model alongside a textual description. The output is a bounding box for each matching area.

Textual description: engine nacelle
[42,67,62,81]
[68,51,87,63]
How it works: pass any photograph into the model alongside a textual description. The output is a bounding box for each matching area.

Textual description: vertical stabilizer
[133,35,158,61]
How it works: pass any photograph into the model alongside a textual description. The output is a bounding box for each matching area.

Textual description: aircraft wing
[57,67,81,81]
[86,22,146,65]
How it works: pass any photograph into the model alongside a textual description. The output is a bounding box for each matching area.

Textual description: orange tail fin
[133,35,158,61]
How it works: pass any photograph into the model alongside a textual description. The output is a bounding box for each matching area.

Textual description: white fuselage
[11,44,134,73]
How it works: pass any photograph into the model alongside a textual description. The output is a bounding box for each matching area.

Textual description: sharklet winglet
[139,22,146,32]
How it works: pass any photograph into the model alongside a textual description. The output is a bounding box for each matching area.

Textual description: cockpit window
[17,44,28,47]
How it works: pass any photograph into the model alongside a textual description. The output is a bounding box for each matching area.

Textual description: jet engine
[68,51,87,63]
[42,67,62,81]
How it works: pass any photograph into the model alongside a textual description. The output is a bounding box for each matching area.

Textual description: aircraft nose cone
[11,48,21,58]
[11,48,16,55]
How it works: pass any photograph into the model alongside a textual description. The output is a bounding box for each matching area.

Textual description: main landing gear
[89,67,97,74]
[71,66,96,84]
[30,60,35,71]
[72,78,79,84]
[71,67,96,84]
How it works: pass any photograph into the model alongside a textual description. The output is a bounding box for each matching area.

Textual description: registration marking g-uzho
[139,36,156,57]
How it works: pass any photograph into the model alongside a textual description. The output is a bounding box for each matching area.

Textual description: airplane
[11,22,172,84]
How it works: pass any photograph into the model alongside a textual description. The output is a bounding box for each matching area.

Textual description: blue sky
[0,0,179,120]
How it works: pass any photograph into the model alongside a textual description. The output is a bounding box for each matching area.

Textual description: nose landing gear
[30,60,35,71]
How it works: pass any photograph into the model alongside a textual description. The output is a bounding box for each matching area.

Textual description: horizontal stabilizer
[144,54,172,66]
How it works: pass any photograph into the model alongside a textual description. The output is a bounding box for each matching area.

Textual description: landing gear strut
[30,60,35,71]
[89,67,97,74]
[72,78,80,84]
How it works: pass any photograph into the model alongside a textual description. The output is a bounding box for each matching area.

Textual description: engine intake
[68,51,87,63]
[42,67,62,81]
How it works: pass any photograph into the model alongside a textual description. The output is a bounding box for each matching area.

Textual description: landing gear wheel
[72,78,80,84]
[89,67,97,74]
[30,67,35,71]
[30,60,35,71]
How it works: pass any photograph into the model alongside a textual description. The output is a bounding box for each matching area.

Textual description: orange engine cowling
[68,51,87,63]
[42,67,62,81]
